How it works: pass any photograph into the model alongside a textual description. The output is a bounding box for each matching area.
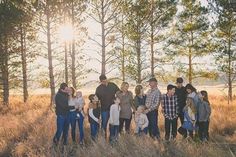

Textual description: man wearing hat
[175,77,187,137]
[95,74,119,137]
[145,77,161,139]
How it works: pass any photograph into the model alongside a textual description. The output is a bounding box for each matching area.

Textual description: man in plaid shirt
[145,78,161,139]
[161,84,178,140]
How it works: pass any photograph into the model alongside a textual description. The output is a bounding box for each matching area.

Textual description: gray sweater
[198,101,211,122]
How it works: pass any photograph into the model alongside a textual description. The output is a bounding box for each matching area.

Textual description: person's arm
[109,106,114,125]
[55,93,69,111]
[89,108,99,123]
[134,96,139,109]
[130,92,136,112]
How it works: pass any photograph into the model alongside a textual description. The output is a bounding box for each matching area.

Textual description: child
[134,105,149,136]
[198,90,211,141]
[182,97,197,138]
[88,94,101,141]
[74,91,85,145]
[75,91,85,118]
[161,84,178,140]
[109,97,121,144]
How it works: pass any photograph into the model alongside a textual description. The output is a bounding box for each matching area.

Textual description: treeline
[0,0,235,105]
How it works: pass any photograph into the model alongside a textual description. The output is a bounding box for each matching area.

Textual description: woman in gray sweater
[116,82,135,134]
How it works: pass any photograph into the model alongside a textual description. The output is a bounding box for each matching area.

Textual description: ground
[0,94,235,157]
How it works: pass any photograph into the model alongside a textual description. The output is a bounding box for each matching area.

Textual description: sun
[58,23,74,42]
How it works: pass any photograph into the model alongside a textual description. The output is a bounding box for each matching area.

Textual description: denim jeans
[109,124,119,143]
[147,110,160,138]
[90,122,99,141]
[101,111,109,134]
[198,121,208,141]
[68,111,77,142]
[53,114,69,145]
[77,112,84,143]
[137,127,148,135]
[165,118,177,140]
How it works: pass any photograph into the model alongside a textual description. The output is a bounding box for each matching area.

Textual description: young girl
[134,105,149,136]
[182,97,197,138]
[109,97,121,144]
[74,91,85,145]
[88,94,101,141]
[198,90,211,141]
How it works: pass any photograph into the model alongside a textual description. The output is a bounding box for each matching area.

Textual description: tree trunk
[71,0,76,88]
[2,36,9,105]
[20,24,28,103]
[227,33,232,103]
[64,42,68,85]
[46,5,55,105]
[121,14,125,81]
[150,0,154,77]
[137,37,141,84]
[101,0,106,75]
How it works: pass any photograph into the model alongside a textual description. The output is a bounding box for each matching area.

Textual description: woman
[67,87,77,143]
[116,82,135,134]
[185,83,201,138]
[134,85,146,110]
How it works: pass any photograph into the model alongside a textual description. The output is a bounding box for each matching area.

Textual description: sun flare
[58,23,74,42]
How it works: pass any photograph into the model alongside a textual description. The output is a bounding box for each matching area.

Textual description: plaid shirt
[145,87,161,112]
[161,94,178,119]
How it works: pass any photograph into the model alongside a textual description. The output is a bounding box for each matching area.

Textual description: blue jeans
[101,111,110,134]
[68,111,77,142]
[90,122,99,141]
[53,114,69,145]
[147,110,160,138]
[109,124,119,143]
[137,127,148,135]
[77,112,84,143]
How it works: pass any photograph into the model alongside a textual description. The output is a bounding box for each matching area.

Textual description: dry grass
[0,95,235,157]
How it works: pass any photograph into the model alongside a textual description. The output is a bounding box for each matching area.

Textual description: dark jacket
[134,95,146,110]
[175,86,187,113]
[95,82,119,111]
[88,107,101,124]
[55,90,73,116]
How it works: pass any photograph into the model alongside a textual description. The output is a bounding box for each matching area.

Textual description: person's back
[96,82,119,111]
[55,90,69,116]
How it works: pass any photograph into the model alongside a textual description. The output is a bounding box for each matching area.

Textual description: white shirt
[74,97,85,110]
[109,104,120,125]
[134,112,149,130]
[89,108,99,123]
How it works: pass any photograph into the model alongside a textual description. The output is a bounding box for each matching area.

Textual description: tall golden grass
[0,95,235,157]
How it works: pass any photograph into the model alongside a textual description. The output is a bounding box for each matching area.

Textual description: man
[161,84,178,140]
[53,83,74,145]
[145,78,161,139]
[175,77,187,137]
[95,74,119,137]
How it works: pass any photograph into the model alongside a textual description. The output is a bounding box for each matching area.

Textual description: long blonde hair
[120,82,129,92]
[186,97,196,114]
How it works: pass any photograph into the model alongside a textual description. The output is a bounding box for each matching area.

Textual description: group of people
[52,75,211,146]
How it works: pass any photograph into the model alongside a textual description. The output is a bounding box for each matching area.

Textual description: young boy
[161,84,178,140]
[109,97,120,144]
[134,105,149,135]
[88,94,101,141]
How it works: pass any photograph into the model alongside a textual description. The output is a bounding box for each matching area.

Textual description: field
[0,94,236,157]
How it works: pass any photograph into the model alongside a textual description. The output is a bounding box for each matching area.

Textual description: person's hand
[98,119,101,124]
